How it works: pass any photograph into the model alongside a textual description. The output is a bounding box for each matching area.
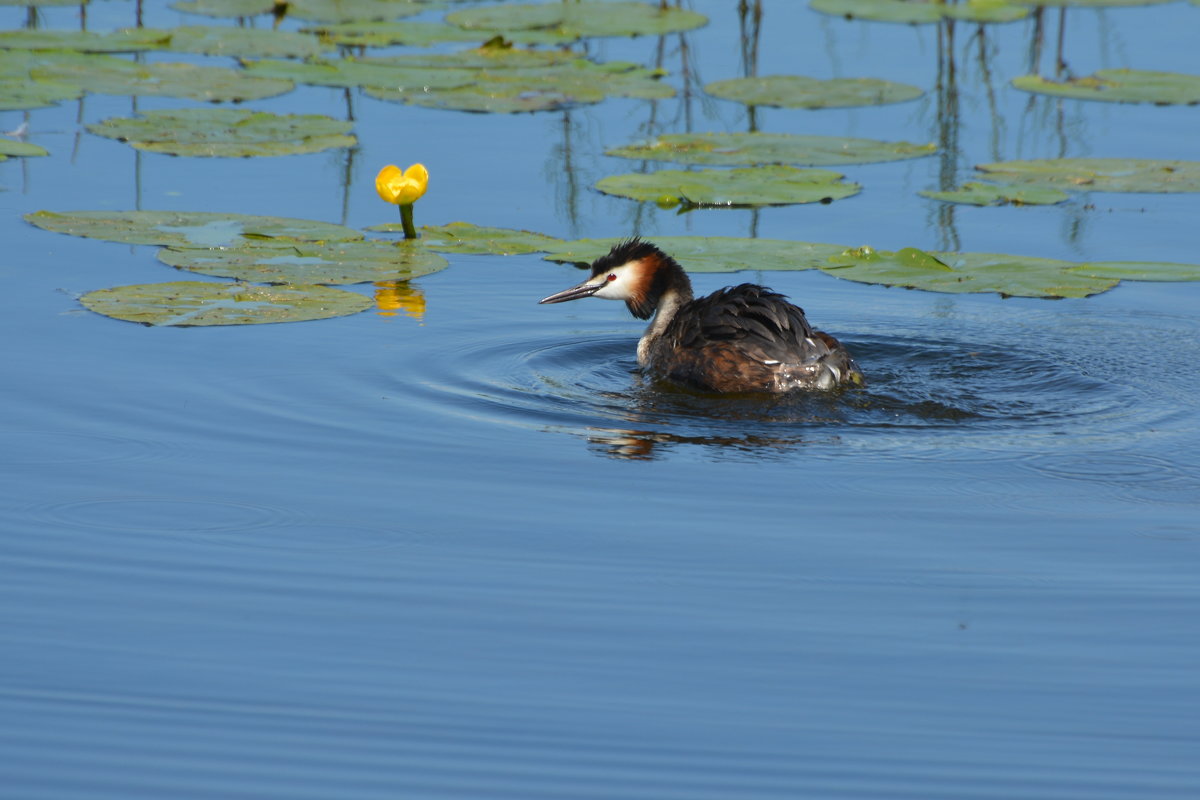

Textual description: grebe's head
[538,238,685,319]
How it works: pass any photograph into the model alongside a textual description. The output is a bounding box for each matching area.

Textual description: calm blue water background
[2,1,1199,798]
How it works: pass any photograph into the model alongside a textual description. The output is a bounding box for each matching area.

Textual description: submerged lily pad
[0,76,82,110]
[820,246,1119,298]
[607,132,936,166]
[87,109,355,157]
[919,182,1070,205]
[976,159,1200,193]
[302,20,576,47]
[158,239,447,284]
[401,222,563,255]
[544,236,848,272]
[596,166,860,208]
[1013,70,1200,105]
[1066,261,1200,282]
[80,281,372,326]
[26,210,362,246]
[0,138,48,157]
[706,74,923,108]
[446,2,707,38]
[811,0,1028,23]
[366,59,672,113]
[32,57,293,102]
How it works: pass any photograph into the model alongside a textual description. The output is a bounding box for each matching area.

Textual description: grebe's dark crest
[539,238,864,393]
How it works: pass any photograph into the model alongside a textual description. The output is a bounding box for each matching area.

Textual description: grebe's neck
[636,282,693,366]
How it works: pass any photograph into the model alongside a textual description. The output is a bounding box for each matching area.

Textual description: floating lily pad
[302,20,577,47]
[820,246,1119,298]
[1012,70,1200,105]
[394,222,563,255]
[171,0,277,15]
[0,76,82,110]
[607,132,936,166]
[544,236,848,272]
[0,28,170,52]
[976,159,1200,193]
[0,138,48,157]
[87,109,355,157]
[158,239,447,284]
[241,57,477,90]
[919,181,1070,205]
[596,166,860,208]
[80,281,372,326]
[0,0,84,6]
[366,59,672,113]
[32,57,293,102]
[281,0,425,22]
[706,74,923,108]
[372,46,580,71]
[446,2,707,38]
[1013,0,1171,6]
[26,210,363,246]
[1066,261,1200,282]
[811,0,1028,23]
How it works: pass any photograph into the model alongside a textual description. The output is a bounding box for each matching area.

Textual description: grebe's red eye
[606,273,617,282]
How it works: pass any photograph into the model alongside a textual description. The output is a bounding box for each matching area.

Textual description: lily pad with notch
[607,132,936,166]
[87,109,355,157]
[26,210,363,246]
[595,166,861,208]
[32,57,293,102]
[80,281,372,326]
[157,239,448,285]
[301,20,577,47]
[975,158,1200,193]
[385,222,564,255]
[706,74,923,108]
[1012,70,1200,105]
[445,1,707,38]
[819,246,1119,298]
[919,182,1070,205]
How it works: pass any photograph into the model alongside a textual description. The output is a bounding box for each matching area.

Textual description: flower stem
[399,203,417,240]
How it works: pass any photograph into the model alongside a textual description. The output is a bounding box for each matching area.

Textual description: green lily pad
[811,0,1028,23]
[394,222,563,255]
[0,28,171,52]
[241,56,477,90]
[1013,70,1200,105]
[607,132,936,166]
[976,159,1200,193]
[80,281,372,326]
[0,76,82,110]
[370,45,580,71]
[302,20,577,47]
[706,74,923,108]
[1066,261,1200,282]
[165,25,329,58]
[32,57,293,102]
[366,59,672,113]
[820,246,1119,298]
[281,0,425,22]
[171,0,276,15]
[157,239,447,284]
[446,2,707,38]
[595,166,861,208]
[919,181,1070,205]
[0,138,48,157]
[26,210,363,246]
[543,236,848,272]
[87,109,355,157]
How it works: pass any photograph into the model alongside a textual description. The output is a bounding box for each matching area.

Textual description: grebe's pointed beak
[538,280,603,304]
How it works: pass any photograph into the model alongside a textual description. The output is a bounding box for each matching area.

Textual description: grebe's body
[539,239,863,393]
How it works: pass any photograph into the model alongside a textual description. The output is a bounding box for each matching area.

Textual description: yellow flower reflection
[373,280,426,322]
[375,163,429,206]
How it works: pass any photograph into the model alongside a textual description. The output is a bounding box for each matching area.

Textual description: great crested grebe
[539,238,864,393]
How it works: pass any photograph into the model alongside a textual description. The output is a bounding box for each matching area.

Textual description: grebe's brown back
[539,238,864,393]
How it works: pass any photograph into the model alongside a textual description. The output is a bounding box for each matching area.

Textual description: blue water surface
[2,1,1199,798]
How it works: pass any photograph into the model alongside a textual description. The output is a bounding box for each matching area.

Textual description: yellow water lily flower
[376,163,429,206]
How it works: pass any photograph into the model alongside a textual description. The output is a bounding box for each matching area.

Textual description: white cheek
[593,280,623,299]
